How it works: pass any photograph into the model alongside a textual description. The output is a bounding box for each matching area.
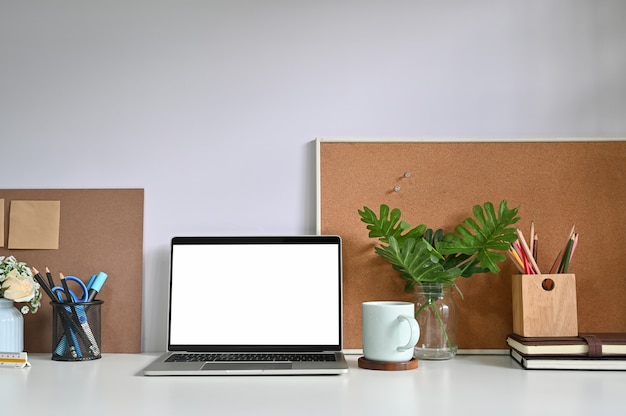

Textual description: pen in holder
[51,300,103,361]
[511,274,578,337]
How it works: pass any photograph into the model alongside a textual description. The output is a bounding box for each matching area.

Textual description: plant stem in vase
[414,283,458,360]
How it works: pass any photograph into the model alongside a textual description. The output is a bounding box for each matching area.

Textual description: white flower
[0,256,41,314]
[1,269,37,302]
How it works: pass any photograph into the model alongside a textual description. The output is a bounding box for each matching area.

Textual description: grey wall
[2,0,625,351]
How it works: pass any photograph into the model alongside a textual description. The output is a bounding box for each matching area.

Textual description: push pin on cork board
[392,171,412,193]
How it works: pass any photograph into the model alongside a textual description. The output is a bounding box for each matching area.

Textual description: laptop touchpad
[201,362,293,371]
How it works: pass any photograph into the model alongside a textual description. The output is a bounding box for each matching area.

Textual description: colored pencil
[508,248,525,273]
[559,233,577,273]
[515,229,541,274]
[529,221,535,257]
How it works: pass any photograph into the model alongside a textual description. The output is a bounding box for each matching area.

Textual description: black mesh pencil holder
[51,300,103,361]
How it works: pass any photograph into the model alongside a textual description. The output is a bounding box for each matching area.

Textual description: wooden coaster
[357,356,418,371]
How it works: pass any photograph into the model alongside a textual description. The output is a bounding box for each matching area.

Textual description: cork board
[317,139,626,350]
[0,189,144,353]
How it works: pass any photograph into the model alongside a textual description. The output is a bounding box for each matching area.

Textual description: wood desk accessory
[511,273,578,337]
[357,356,419,371]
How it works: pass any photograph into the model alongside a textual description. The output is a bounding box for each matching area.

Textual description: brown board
[317,139,626,350]
[0,189,144,353]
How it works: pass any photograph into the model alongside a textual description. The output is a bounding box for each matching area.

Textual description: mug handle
[396,314,420,352]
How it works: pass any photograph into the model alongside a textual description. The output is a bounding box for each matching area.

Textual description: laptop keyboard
[166,353,337,363]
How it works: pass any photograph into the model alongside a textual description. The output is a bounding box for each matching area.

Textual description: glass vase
[0,297,24,352]
[414,283,458,360]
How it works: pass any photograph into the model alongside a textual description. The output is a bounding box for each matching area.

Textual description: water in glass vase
[414,283,458,360]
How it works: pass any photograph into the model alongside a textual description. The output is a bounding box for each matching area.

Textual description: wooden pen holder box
[511,274,578,337]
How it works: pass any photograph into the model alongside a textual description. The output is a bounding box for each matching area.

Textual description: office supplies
[86,272,108,301]
[511,273,578,337]
[507,248,524,273]
[512,223,579,276]
[514,229,541,274]
[318,140,626,351]
[51,300,102,360]
[510,348,626,370]
[31,267,56,301]
[45,266,55,288]
[512,241,530,274]
[33,268,104,360]
[58,274,87,357]
[0,351,29,368]
[506,333,626,357]
[7,200,60,249]
[529,221,535,258]
[549,224,577,273]
[31,266,106,359]
[142,235,349,376]
[0,188,143,353]
[32,267,81,357]
[558,233,578,273]
[51,273,101,359]
[54,274,89,303]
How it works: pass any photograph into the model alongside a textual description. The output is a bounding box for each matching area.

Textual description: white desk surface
[2,353,625,416]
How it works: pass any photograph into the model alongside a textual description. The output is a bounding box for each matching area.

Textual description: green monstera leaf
[437,201,520,275]
[374,237,462,291]
[358,200,519,287]
[358,205,426,244]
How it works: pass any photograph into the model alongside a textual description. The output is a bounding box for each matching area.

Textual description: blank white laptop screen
[168,237,341,349]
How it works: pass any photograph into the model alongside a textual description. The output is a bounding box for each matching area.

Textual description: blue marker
[87,272,108,302]
[86,274,97,291]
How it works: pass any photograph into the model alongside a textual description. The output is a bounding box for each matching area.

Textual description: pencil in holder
[51,300,103,361]
[511,274,578,337]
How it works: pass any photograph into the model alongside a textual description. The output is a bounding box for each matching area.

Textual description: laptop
[142,235,349,375]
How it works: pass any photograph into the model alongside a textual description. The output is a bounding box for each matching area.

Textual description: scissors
[52,275,89,303]
[52,275,100,358]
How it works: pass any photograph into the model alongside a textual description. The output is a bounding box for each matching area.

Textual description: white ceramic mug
[362,301,420,363]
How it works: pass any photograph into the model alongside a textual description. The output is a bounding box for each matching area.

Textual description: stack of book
[507,333,626,370]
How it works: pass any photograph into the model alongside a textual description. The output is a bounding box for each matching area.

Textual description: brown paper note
[8,200,61,249]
